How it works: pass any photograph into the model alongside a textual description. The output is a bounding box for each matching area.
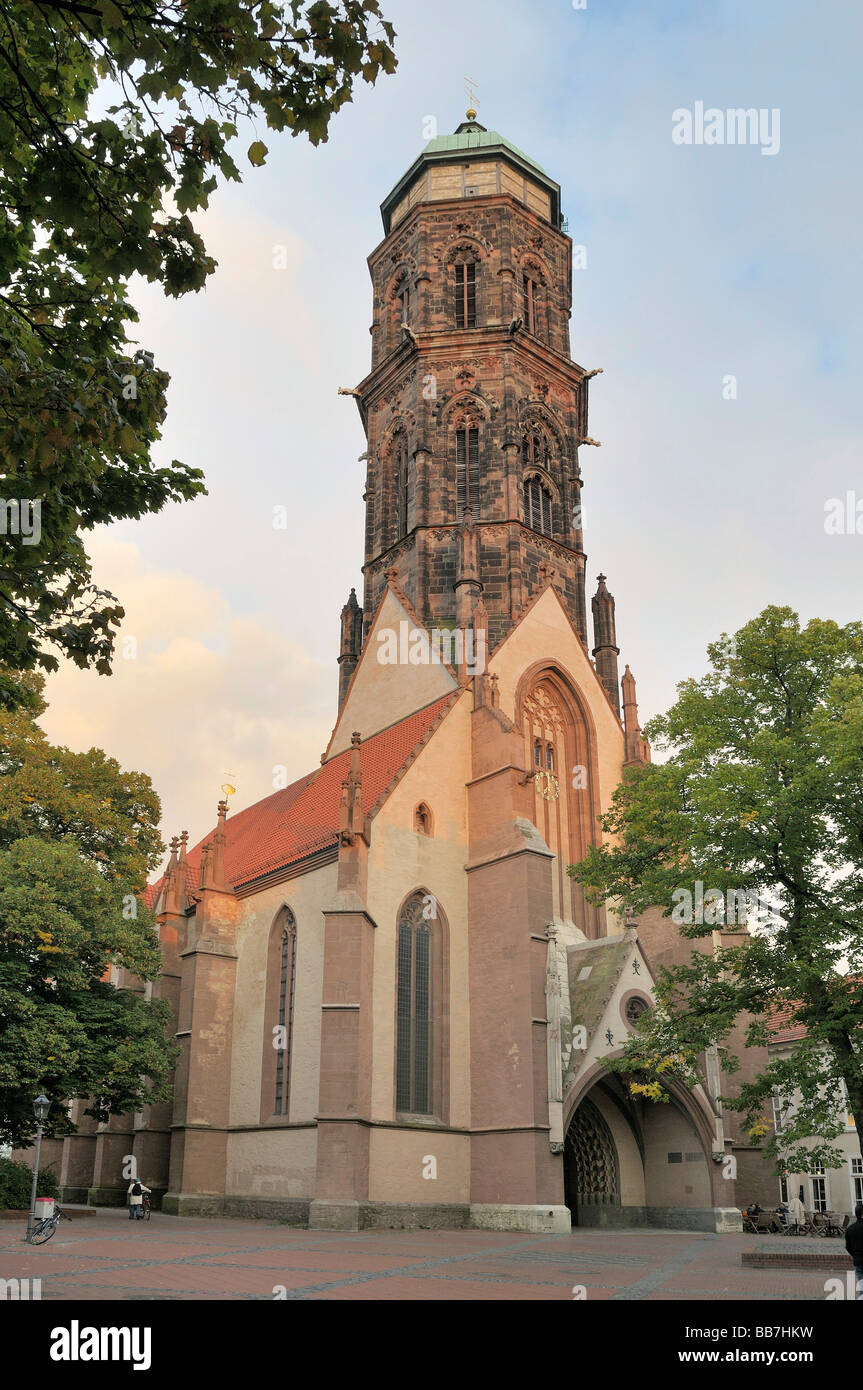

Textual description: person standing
[127,1179,151,1221]
[845,1201,863,1300]
[788,1190,806,1232]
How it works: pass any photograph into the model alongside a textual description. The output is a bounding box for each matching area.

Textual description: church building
[41,117,776,1231]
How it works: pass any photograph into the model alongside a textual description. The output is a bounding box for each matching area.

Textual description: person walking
[127,1179,151,1221]
[845,1201,863,1300]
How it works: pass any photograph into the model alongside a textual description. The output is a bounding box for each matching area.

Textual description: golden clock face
[535,769,560,801]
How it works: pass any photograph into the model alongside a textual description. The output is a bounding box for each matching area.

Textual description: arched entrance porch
[563,1069,721,1230]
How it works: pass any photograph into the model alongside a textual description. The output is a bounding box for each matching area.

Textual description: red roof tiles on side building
[768,1000,809,1045]
[145,693,456,907]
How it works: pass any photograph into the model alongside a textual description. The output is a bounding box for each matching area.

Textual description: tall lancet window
[523,274,541,336]
[521,674,599,936]
[456,423,480,516]
[260,906,298,1122]
[455,261,476,328]
[396,434,412,538]
[395,893,448,1118]
[275,922,296,1114]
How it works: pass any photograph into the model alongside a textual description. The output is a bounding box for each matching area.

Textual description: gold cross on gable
[465,77,480,120]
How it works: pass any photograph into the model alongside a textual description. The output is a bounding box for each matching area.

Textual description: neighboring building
[769,1004,861,1216]
[22,117,782,1232]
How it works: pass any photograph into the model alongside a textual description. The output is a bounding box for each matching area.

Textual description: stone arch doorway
[564,1096,620,1225]
[563,1072,718,1228]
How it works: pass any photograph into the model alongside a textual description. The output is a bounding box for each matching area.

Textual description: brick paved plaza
[0,1212,850,1300]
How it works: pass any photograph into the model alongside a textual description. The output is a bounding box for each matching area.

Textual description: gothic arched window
[275,918,297,1114]
[395,893,448,1117]
[456,421,481,516]
[414,802,433,836]
[523,473,553,536]
[454,260,477,328]
[261,906,297,1121]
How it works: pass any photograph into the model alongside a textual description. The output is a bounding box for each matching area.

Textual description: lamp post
[25,1093,50,1243]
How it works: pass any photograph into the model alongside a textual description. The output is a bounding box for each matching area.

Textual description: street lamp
[25,1093,50,1244]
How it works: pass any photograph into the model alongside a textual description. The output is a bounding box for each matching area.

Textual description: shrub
[0,1156,59,1210]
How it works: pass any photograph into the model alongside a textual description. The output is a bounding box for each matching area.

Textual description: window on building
[779,1174,789,1204]
[625,997,649,1028]
[396,901,433,1114]
[396,436,412,538]
[398,284,411,326]
[523,274,541,335]
[523,474,553,537]
[414,803,432,836]
[522,432,548,470]
[455,262,476,329]
[456,425,480,515]
[810,1165,828,1213]
[771,1093,784,1133]
[274,915,297,1116]
[852,1157,863,1205]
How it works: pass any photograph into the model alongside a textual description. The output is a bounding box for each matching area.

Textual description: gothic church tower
[342,116,599,667]
[22,117,767,1237]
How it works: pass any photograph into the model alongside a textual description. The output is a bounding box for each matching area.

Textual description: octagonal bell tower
[344,115,601,679]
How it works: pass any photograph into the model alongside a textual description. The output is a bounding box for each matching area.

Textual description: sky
[40,0,863,858]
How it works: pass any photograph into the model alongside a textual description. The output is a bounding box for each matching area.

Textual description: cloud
[39,537,335,858]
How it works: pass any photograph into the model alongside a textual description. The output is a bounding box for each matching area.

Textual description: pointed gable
[327,585,458,757]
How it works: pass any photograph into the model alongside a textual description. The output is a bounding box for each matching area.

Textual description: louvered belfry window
[274,916,297,1116]
[396,898,432,1114]
[456,425,480,515]
[523,475,553,537]
[455,261,476,328]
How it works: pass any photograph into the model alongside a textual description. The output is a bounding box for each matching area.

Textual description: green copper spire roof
[380,119,561,234]
[423,119,548,175]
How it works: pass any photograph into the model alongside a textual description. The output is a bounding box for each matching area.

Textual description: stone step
[742,1250,853,1271]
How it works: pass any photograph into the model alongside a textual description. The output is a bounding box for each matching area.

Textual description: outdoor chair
[823,1212,846,1238]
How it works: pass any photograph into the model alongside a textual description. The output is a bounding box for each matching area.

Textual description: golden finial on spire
[220,773,236,802]
[465,77,479,121]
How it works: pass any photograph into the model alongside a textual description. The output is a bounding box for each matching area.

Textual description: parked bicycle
[141,1192,151,1221]
[28,1204,71,1245]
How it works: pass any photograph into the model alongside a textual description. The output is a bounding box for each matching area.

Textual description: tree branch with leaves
[0,1,396,701]
[570,606,863,1173]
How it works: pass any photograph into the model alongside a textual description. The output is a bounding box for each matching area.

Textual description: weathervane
[220,773,237,802]
[465,77,480,121]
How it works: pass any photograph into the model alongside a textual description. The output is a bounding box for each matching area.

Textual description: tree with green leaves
[571,606,863,1175]
[0,670,174,1148]
[0,2,396,704]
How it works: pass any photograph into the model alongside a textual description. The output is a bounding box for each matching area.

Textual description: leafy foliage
[0,1154,58,1210]
[0,2,396,693]
[0,671,174,1148]
[571,606,863,1171]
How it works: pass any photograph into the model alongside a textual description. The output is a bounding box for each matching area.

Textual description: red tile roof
[768,1001,808,1044]
[768,980,862,1045]
[146,694,455,906]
